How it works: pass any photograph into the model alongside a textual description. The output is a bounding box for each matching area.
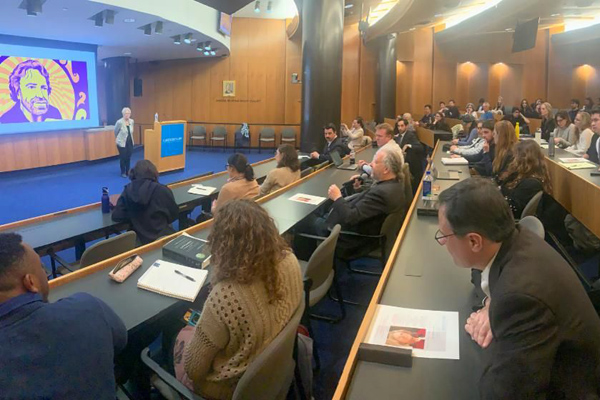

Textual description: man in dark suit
[395,118,424,192]
[585,109,600,164]
[437,178,600,399]
[308,123,350,163]
[446,99,460,119]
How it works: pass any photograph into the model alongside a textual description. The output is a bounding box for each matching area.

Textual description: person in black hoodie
[112,160,179,245]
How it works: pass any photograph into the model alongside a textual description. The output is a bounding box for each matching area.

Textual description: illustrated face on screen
[19,68,50,116]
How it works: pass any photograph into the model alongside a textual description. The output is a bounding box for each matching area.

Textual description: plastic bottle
[154,112,159,122]
[101,187,110,214]
[515,122,520,140]
[350,150,356,165]
[548,131,555,157]
[423,170,432,198]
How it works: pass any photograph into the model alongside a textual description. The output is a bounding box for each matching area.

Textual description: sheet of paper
[366,305,460,360]
[559,157,587,163]
[188,184,216,196]
[562,162,597,170]
[441,157,468,165]
[289,193,327,206]
[298,154,311,160]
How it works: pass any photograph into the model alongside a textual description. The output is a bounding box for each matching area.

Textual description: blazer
[481,227,600,399]
[586,133,600,163]
[395,130,422,150]
[318,136,350,162]
[541,118,556,141]
[115,118,135,147]
[326,178,407,258]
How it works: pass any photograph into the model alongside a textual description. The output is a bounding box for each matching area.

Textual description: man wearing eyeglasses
[584,109,600,164]
[436,178,600,399]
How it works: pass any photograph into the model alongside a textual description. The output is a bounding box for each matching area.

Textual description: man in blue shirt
[0,233,127,399]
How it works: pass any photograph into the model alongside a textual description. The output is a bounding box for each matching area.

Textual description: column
[299,0,344,152]
[103,56,130,124]
[375,33,397,122]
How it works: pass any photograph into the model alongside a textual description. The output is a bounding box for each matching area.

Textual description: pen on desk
[174,269,196,282]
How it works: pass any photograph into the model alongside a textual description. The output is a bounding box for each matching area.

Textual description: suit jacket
[326,178,407,258]
[481,227,600,399]
[586,133,600,164]
[319,136,350,162]
[396,131,424,192]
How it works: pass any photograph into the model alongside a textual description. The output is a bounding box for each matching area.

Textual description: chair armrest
[47,249,73,271]
[338,230,384,239]
[296,233,328,241]
[140,348,205,400]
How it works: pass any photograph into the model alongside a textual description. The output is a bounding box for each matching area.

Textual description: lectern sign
[161,123,184,157]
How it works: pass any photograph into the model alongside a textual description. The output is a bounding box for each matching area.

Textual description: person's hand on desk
[450,154,462,159]
[310,151,320,159]
[554,137,561,145]
[328,185,342,201]
[449,145,458,152]
[465,300,493,349]
[583,154,590,159]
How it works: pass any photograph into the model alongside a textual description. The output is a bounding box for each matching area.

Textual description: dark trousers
[117,136,133,175]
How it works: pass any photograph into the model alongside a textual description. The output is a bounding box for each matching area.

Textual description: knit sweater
[213,178,259,212]
[259,167,301,196]
[184,251,303,400]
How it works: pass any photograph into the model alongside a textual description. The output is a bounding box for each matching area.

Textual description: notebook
[441,157,468,165]
[137,259,208,301]
[188,184,216,196]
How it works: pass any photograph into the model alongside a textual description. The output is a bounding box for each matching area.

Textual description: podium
[144,120,187,173]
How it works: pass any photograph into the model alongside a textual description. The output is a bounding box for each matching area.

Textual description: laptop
[431,162,460,180]
[330,151,358,170]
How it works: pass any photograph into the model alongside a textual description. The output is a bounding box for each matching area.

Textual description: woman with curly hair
[498,140,552,218]
[174,199,303,399]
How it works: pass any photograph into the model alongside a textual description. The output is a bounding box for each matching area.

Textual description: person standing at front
[115,107,135,177]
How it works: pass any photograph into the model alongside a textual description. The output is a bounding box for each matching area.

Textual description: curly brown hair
[207,199,289,303]
[500,140,552,194]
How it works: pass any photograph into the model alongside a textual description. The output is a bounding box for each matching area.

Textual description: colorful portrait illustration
[386,326,427,349]
[0,56,89,124]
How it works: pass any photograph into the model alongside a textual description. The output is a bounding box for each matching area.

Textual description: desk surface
[3,159,277,252]
[340,143,483,400]
[49,148,377,333]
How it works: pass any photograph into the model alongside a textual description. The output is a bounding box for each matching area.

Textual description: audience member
[0,233,127,399]
[583,96,595,113]
[477,98,485,112]
[419,104,434,127]
[431,112,452,132]
[474,120,516,178]
[394,118,422,152]
[584,109,600,163]
[395,118,424,189]
[565,111,593,156]
[520,98,538,118]
[211,153,259,213]
[450,119,487,160]
[479,102,494,120]
[452,119,481,147]
[492,96,504,115]
[402,112,416,131]
[501,107,530,135]
[175,200,303,399]
[540,102,556,141]
[437,178,600,399]
[341,117,365,150]
[552,110,576,148]
[307,123,350,164]
[446,99,460,119]
[112,159,179,245]
[568,99,580,122]
[358,123,404,177]
[498,140,552,217]
[438,101,449,116]
[451,114,475,138]
[259,144,301,196]
[464,103,478,119]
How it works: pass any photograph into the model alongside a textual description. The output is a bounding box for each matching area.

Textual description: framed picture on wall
[223,80,235,97]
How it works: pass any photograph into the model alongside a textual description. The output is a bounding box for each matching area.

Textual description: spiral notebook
[137,260,208,301]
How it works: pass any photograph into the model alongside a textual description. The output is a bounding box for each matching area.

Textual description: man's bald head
[0,233,48,302]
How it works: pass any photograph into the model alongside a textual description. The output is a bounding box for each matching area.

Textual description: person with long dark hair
[211,153,259,213]
[431,112,452,132]
[341,116,365,149]
[259,144,301,195]
[552,110,576,148]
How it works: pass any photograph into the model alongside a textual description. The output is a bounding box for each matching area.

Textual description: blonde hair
[574,111,591,141]
[541,102,554,120]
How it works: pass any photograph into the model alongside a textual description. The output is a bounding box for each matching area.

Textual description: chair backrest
[281,127,295,139]
[401,163,413,201]
[362,136,372,147]
[80,231,137,269]
[314,161,329,170]
[300,167,312,178]
[520,191,543,219]
[233,300,305,400]
[213,126,226,138]
[304,225,341,290]
[260,127,275,138]
[518,216,545,239]
[192,125,206,136]
[380,210,405,260]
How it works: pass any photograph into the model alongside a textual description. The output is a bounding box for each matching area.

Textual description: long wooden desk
[48,147,377,334]
[0,158,277,258]
[334,142,482,400]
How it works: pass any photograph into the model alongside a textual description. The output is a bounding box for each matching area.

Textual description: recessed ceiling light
[124,18,135,23]
[345,3,354,9]
[254,1,260,13]
[210,51,216,56]
[124,52,132,56]
[173,35,181,45]
[505,28,514,31]
[434,13,443,17]
[204,51,210,56]
[551,13,561,17]
[409,27,416,31]
[196,44,203,51]
[184,33,193,44]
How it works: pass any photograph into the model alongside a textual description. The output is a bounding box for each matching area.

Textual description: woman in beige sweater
[341,116,365,150]
[174,200,303,399]
[211,153,259,213]
[259,144,301,196]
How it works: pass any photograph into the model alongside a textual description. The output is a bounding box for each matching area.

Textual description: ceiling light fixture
[124,18,135,23]
[345,3,354,9]
[173,35,181,45]
[254,1,261,13]
[94,13,103,27]
[204,41,212,50]
[551,13,561,17]
[409,27,416,31]
[197,44,203,51]
[105,10,115,24]
[155,21,163,34]
[143,24,152,36]
[184,33,193,44]
[210,50,216,56]
[267,1,273,13]
[204,51,210,56]
[20,0,42,17]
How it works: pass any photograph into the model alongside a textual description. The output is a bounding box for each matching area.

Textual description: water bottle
[534,128,542,144]
[548,132,555,157]
[515,122,520,140]
[423,170,432,198]
[154,112,159,122]
[101,187,110,214]
[350,150,356,165]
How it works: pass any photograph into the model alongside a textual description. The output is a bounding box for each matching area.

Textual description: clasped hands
[465,300,493,348]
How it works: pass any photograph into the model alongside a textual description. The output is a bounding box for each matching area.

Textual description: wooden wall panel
[284,36,302,125]
[359,41,377,121]
[341,24,361,124]
[412,28,434,112]
[396,61,413,115]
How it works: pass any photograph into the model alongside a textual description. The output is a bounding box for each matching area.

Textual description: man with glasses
[584,109,600,164]
[436,178,600,399]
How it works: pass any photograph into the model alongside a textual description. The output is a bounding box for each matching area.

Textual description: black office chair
[259,127,276,153]
[210,126,227,151]
[189,125,207,148]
